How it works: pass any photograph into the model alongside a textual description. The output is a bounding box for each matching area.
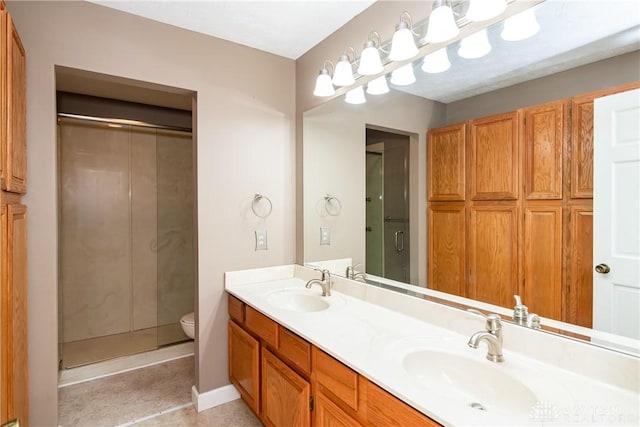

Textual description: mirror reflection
[303,0,640,354]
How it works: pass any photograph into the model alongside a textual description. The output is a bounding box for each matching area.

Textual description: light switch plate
[320,227,330,245]
[255,230,268,251]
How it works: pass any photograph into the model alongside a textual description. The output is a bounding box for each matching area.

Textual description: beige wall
[446,50,640,123]
[303,91,444,285]
[7,1,295,424]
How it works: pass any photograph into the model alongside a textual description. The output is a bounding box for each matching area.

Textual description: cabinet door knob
[595,263,611,274]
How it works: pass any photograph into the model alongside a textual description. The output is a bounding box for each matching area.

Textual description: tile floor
[58,355,262,426]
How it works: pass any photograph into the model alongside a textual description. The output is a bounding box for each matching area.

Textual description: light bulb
[345,86,366,104]
[421,48,451,74]
[458,29,491,59]
[313,69,335,97]
[332,54,355,86]
[357,40,384,75]
[390,64,416,86]
[501,8,540,41]
[466,0,507,22]
[425,3,459,44]
[366,75,389,95]
[389,21,418,61]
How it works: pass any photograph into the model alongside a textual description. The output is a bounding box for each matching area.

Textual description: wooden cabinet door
[468,205,519,308]
[523,101,564,200]
[523,206,562,320]
[469,112,520,200]
[1,203,27,427]
[566,206,593,327]
[262,348,310,427]
[427,123,465,201]
[315,392,361,427]
[427,203,465,297]
[228,320,260,414]
[364,379,440,427]
[0,12,26,194]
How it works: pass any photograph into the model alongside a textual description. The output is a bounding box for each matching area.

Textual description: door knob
[595,264,611,274]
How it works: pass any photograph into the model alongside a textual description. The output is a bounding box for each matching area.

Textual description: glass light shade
[425,4,460,44]
[421,48,451,73]
[389,22,418,61]
[466,0,507,22]
[332,55,355,86]
[357,41,384,75]
[345,86,366,104]
[390,64,416,86]
[366,75,389,95]
[458,29,491,59]
[313,69,335,97]
[501,9,540,41]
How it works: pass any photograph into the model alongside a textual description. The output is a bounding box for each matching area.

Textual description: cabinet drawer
[228,294,245,323]
[278,326,311,375]
[365,380,441,426]
[313,347,359,411]
[245,305,278,348]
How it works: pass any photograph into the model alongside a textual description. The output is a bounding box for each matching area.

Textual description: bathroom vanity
[226,265,639,426]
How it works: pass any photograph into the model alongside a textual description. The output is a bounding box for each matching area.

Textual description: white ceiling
[87,0,376,59]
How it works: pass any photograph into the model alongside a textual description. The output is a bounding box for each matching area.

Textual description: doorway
[365,128,410,283]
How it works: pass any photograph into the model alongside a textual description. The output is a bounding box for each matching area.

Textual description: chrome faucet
[467,311,504,363]
[306,269,332,296]
[513,295,541,329]
[345,264,367,282]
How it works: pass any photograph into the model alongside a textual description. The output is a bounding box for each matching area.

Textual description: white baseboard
[192,384,240,412]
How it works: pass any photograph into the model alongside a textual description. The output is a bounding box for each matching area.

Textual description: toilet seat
[180,312,195,325]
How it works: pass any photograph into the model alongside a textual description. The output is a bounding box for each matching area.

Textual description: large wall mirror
[303,0,640,355]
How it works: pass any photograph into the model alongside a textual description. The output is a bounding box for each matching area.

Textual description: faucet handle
[466,309,502,332]
[513,295,529,324]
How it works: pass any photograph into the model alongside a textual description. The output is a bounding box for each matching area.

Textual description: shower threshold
[61,323,189,369]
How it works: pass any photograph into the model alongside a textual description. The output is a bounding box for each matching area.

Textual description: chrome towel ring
[251,193,273,218]
[324,194,342,216]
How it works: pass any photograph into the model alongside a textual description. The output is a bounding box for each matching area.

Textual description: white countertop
[225,265,640,426]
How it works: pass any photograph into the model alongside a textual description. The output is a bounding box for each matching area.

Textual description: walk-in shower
[57,103,194,369]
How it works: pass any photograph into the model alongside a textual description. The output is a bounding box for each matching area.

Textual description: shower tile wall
[59,118,193,346]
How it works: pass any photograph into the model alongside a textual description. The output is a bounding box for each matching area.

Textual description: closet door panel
[427,123,465,201]
[469,112,520,200]
[468,205,519,308]
[427,203,465,297]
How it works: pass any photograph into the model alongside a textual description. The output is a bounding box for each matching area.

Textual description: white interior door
[593,88,640,340]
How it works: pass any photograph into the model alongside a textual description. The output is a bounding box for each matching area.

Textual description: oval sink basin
[402,350,537,414]
[266,290,331,312]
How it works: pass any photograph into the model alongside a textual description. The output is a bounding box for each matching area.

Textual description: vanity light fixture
[501,8,540,41]
[425,0,460,44]
[366,75,390,95]
[357,31,385,75]
[389,11,419,61]
[344,86,367,104]
[313,60,335,97]
[458,28,492,59]
[421,47,451,73]
[465,0,507,22]
[390,63,416,86]
[332,47,356,87]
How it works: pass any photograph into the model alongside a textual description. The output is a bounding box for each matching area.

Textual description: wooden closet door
[1,12,26,194]
[523,101,564,200]
[1,203,27,427]
[427,123,465,201]
[468,205,519,308]
[427,203,465,297]
[523,206,562,320]
[566,206,593,327]
[469,112,520,201]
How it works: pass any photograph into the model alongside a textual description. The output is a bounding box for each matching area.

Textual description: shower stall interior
[57,114,194,369]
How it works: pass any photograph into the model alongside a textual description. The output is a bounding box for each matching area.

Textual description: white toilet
[180,312,195,339]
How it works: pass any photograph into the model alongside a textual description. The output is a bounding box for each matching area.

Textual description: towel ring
[251,193,272,218]
[324,194,342,216]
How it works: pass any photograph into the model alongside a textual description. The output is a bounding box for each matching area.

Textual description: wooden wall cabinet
[427,203,465,296]
[1,3,27,425]
[0,8,26,194]
[427,123,465,201]
[227,295,441,427]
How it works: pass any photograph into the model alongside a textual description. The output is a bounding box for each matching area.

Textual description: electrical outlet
[320,227,330,245]
[255,230,268,251]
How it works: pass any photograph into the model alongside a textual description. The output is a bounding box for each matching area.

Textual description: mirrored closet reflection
[57,92,195,369]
